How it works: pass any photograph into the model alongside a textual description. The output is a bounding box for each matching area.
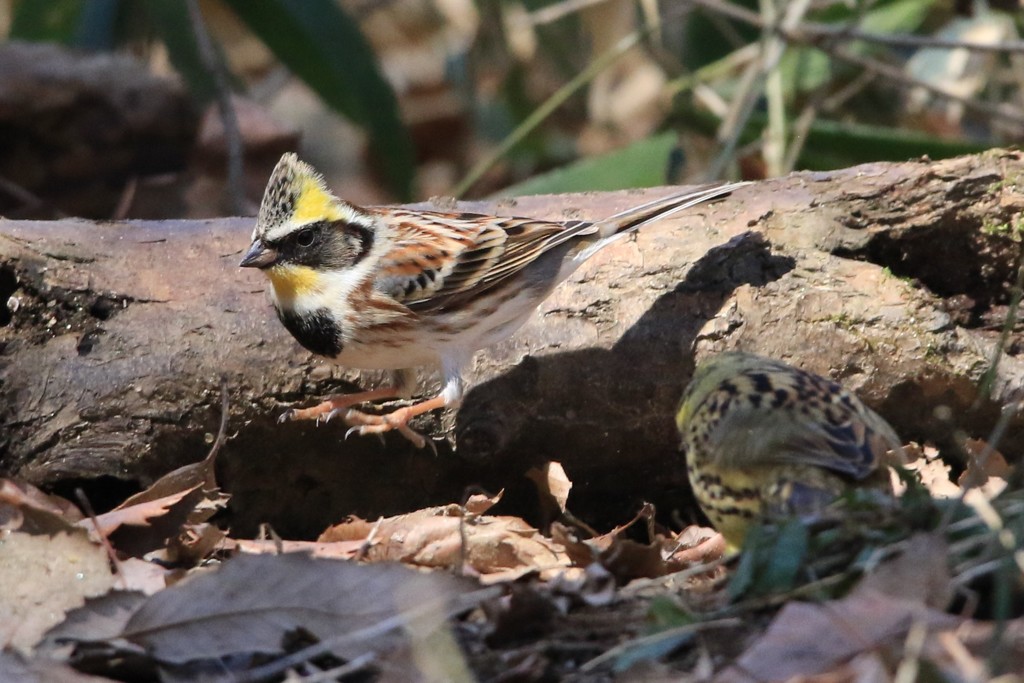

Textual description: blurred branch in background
[184,0,246,214]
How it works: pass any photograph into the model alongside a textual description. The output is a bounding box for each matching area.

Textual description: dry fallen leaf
[556,504,691,584]
[716,590,960,682]
[464,490,503,515]
[526,461,573,521]
[899,442,960,498]
[231,538,366,559]
[597,537,671,584]
[78,410,230,558]
[665,526,727,569]
[959,438,1012,502]
[116,558,170,595]
[320,498,570,582]
[480,583,557,646]
[0,530,115,651]
[78,484,211,558]
[854,533,952,610]
[51,552,480,680]
[0,478,82,534]
[79,485,202,538]
[163,522,227,564]
[549,563,618,608]
[41,590,148,651]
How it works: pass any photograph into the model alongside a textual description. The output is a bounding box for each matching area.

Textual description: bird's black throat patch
[277,307,344,357]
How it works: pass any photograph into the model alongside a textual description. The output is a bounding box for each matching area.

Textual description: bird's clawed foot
[276,387,401,426]
[343,407,430,450]
[276,389,444,450]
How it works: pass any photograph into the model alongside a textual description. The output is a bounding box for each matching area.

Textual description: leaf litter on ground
[5,432,1023,681]
[318,489,577,582]
[0,529,115,651]
[45,552,487,682]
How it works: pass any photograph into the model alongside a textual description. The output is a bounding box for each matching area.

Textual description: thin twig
[525,0,617,27]
[761,0,788,178]
[830,42,1024,129]
[977,236,1024,406]
[689,0,1024,129]
[779,0,872,174]
[355,516,384,561]
[200,379,230,490]
[185,0,247,215]
[451,29,644,197]
[75,488,125,588]
[801,18,1024,54]
[664,42,760,97]
[694,0,1024,54]
[112,177,138,221]
[707,0,815,180]
[0,176,67,218]
[295,653,377,683]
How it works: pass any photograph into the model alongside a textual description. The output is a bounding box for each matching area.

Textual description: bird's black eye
[295,228,316,248]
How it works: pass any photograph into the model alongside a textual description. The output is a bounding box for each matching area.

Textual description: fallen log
[2,150,1023,536]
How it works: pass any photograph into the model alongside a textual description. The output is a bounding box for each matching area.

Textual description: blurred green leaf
[73,0,119,50]
[759,520,809,592]
[728,519,809,599]
[728,531,759,599]
[140,0,219,104]
[611,628,697,673]
[647,596,697,630]
[500,132,677,196]
[780,0,935,95]
[858,0,934,34]
[500,105,990,197]
[792,118,991,169]
[10,0,119,50]
[222,0,414,200]
[675,107,990,170]
[681,0,760,71]
[10,0,83,42]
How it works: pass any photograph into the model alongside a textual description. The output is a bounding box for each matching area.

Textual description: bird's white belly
[332,340,440,371]
[425,288,545,354]
[331,286,546,371]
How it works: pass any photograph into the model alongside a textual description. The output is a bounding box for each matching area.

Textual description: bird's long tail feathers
[571,181,748,264]
[600,181,749,238]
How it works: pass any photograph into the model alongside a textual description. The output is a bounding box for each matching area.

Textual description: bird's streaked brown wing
[373,209,595,313]
[707,398,896,480]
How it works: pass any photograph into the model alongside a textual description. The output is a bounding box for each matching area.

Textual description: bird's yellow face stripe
[266,263,322,302]
[675,400,694,432]
[294,178,347,223]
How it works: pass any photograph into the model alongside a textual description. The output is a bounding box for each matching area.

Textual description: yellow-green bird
[676,352,904,548]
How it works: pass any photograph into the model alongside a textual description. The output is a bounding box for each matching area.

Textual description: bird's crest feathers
[255,153,354,243]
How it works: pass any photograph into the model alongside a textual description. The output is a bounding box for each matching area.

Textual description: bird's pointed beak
[239,239,278,269]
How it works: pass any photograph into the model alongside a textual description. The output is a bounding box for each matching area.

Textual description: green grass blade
[499,132,677,196]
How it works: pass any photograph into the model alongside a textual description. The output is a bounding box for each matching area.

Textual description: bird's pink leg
[343,394,449,448]
[278,386,402,424]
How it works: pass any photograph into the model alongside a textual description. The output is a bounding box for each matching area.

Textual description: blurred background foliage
[0,0,1021,217]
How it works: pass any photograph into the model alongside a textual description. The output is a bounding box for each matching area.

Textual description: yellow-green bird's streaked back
[676,352,904,548]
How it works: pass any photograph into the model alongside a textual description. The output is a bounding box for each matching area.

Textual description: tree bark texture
[3,150,1023,537]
